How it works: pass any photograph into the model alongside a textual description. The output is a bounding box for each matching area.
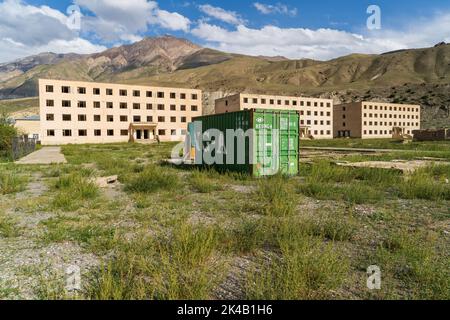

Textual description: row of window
[46,129,182,137]
[341,121,419,128]
[45,114,189,123]
[242,97,331,108]
[362,113,419,120]
[363,129,413,135]
[363,105,419,113]
[363,121,419,127]
[46,100,199,111]
[301,120,332,126]
[45,85,199,100]
[311,130,332,136]
[300,111,331,117]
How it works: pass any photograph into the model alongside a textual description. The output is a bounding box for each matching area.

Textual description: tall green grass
[0,171,26,195]
[87,222,223,300]
[125,165,180,194]
[374,229,449,299]
[189,170,224,193]
[256,174,296,216]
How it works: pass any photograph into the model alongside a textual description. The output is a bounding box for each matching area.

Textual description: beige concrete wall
[215,93,334,139]
[334,101,421,139]
[361,102,420,138]
[15,120,41,140]
[333,102,362,138]
[39,79,202,145]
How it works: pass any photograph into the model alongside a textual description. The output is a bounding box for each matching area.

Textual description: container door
[279,112,299,175]
[254,112,279,177]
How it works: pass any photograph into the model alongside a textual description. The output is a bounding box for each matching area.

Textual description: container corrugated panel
[191,109,299,177]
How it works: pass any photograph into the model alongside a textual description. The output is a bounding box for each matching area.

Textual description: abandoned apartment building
[215,93,334,139]
[333,101,421,139]
[38,79,202,145]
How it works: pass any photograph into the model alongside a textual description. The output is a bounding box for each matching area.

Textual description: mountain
[0,36,449,128]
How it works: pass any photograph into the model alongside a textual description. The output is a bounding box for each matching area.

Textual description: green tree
[0,112,17,160]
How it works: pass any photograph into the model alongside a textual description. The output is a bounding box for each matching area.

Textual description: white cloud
[199,4,245,25]
[253,2,297,17]
[0,0,105,63]
[75,0,190,41]
[191,12,450,60]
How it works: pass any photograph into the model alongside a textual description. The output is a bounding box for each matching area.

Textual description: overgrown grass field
[0,140,448,300]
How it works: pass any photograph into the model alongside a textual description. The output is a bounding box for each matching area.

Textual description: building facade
[14,115,41,141]
[39,79,202,145]
[215,93,334,139]
[334,101,421,139]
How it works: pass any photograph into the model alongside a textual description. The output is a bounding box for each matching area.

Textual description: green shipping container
[191,109,299,177]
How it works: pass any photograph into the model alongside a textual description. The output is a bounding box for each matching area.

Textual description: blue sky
[1,0,450,62]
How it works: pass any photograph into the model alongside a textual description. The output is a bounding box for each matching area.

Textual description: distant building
[333,102,421,139]
[215,93,333,139]
[39,79,202,145]
[14,115,41,141]
[412,128,450,141]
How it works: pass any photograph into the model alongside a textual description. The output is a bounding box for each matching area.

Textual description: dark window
[180,105,186,111]
[158,129,166,136]
[170,116,176,123]
[77,87,86,94]
[45,85,54,93]
[78,114,87,121]
[119,89,127,96]
[147,116,153,122]
[93,88,100,95]
[61,86,70,93]
[181,116,187,123]
[171,129,177,136]
[180,93,186,99]
[121,130,128,136]
[133,90,140,97]
[158,116,165,122]
[253,98,258,104]
[170,92,176,99]
[47,130,55,136]
[62,114,71,121]
[63,129,72,137]
[133,103,141,110]
[133,116,141,122]
[78,130,87,136]
[191,105,198,112]
[46,100,54,107]
[119,102,127,109]
[94,101,101,108]
[146,91,152,97]
[78,101,86,108]
[120,115,128,122]
[94,115,101,122]
[191,94,198,100]
[107,115,114,122]
[157,92,164,98]
[146,104,153,110]
[107,130,114,136]
[62,100,71,107]
[157,104,165,110]
[106,89,113,95]
[94,130,101,136]
[46,114,54,121]
[170,105,176,111]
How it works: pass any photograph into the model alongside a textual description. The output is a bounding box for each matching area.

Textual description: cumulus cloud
[198,4,245,25]
[253,2,298,17]
[75,0,190,41]
[191,12,450,60]
[0,0,105,62]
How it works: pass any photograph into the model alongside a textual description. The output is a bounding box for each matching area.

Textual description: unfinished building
[215,93,333,139]
[334,101,421,139]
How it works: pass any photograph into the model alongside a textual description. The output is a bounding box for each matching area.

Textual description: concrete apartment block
[215,93,334,139]
[39,79,202,145]
[334,101,421,139]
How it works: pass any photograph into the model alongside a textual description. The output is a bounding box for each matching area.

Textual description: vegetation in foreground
[0,141,448,300]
